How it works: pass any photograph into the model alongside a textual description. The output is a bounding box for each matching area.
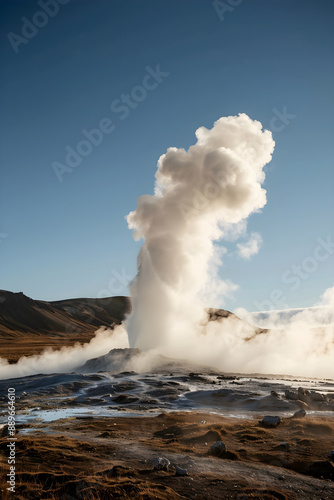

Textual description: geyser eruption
[126,114,275,351]
[1,113,332,380]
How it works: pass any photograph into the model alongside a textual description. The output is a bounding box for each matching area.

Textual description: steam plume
[126,114,275,351]
[1,114,332,380]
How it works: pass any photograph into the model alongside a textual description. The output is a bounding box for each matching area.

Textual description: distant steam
[232,284,334,377]
[0,326,128,380]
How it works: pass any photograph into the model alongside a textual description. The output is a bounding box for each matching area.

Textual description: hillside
[0,290,130,362]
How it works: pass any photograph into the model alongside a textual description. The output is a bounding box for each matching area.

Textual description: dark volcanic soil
[1,412,333,499]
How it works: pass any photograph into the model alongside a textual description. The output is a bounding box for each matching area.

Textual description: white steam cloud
[126,113,274,351]
[0,326,129,380]
[237,232,263,260]
[1,114,333,380]
[231,284,334,378]
[124,113,333,378]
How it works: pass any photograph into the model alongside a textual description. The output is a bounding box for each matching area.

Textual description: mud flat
[1,353,334,499]
[1,411,334,499]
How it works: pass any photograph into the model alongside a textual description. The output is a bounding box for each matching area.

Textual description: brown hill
[0,291,130,362]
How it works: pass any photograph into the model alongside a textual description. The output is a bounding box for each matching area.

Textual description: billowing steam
[0,326,128,380]
[1,114,333,380]
[126,114,275,351]
[237,231,262,260]
[123,114,333,377]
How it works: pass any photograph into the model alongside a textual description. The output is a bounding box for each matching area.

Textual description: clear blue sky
[1,0,333,312]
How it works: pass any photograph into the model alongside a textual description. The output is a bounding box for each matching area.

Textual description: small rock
[209,441,226,456]
[175,466,188,476]
[292,409,306,418]
[309,390,326,402]
[295,400,308,410]
[297,387,311,403]
[100,431,114,438]
[279,442,290,451]
[329,451,334,461]
[285,389,298,400]
[153,457,170,470]
[261,416,281,427]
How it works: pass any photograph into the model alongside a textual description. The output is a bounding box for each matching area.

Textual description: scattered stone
[209,441,226,456]
[271,390,279,397]
[308,390,326,402]
[329,451,334,462]
[295,400,308,410]
[175,466,188,476]
[285,389,298,400]
[288,387,329,405]
[298,387,309,401]
[99,431,114,438]
[279,442,290,451]
[292,409,306,419]
[153,457,170,470]
[261,416,281,427]
[284,387,326,405]
[306,460,334,480]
